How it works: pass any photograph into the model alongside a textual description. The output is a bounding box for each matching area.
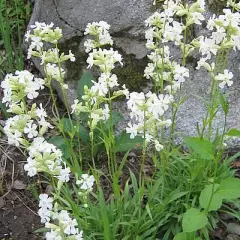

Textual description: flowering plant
[2,0,240,239]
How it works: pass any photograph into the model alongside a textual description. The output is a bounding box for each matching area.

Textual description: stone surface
[227,223,240,236]
[26,0,240,149]
[227,234,240,240]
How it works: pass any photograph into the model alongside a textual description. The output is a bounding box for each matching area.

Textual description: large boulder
[27,0,240,149]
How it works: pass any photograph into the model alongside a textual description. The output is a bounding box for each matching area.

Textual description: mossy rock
[208,0,228,14]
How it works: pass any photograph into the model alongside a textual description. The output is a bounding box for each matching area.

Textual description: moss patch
[208,0,228,14]
[114,55,148,92]
[58,36,88,82]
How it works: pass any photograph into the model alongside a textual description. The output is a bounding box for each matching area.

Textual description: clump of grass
[0,0,32,79]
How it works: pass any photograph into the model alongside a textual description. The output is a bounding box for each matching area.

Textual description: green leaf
[182,208,208,232]
[226,129,240,137]
[167,191,189,204]
[199,184,222,211]
[77,71,94,101]
[115,132,143,152]
[215,178,240,200]
[102,112,123,131]
[59,118,89,142]
[48,136,70,159]
[184,137,214,160]
[0,100,9,119]
[174,232,200,240]
[220,93,229,115]
[78,125,90,143]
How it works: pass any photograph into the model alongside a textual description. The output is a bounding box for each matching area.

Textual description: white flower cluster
[194,6,240,89]
[126,91,173,151]
[144,1,191,93]
[72,21,129,130]
[38,194,83,240]
[2,22,74,182]
[1,70,44,106]
[25,22,75,89]
[2,77,70,181]
[84,21,113,52]
[24,137,70,181]
[227,0,240,12]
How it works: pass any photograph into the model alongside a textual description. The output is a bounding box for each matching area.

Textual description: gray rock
[227,223,240,236]
[227,234,240,240]
[26,0,240,149]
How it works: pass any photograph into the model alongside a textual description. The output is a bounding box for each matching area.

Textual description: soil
[0,143,42,240]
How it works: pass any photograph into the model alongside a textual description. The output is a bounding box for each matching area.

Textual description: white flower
[39,194,53,210]
[144,63,155,79]
[74,231,83,240]
[163,21,183,44]
[36,103,47,119]
[126,122,139,139]
[122,84,130,99]
[69,50,76,62]
[76,174,95,191]
[24,121,38,138]
[91,80,108,96]
[38,207,51,223]
[71,99,80,114]
[98,72,119,89]
[46,63,65,82]
[155,140,164,151]
[199,37,218,59]
[215,69,233,89]
[212,27,226,44]
[45,230,62,240]
[57,167,70,182]
[24,157,37,176]
[102,104,110,121]
[173,64,189,83]
[84,39,95,53]
[145,28,155,41]
[190,12,205,25]
[6,130,23,147]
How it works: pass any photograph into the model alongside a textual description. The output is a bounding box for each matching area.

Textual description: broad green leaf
[226,129,240,137]
[78,125,90,143]
[77,71,94,101]
[182,208,208,232]
[59,118,89,142]
[63,118,73,131]
[102,112,123,131]
[48,136,70,159]
[115,132,143,152]
[199,184,222,211]
[174,232,200,240]
[215,178,240,200]
[184,137,214,160]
